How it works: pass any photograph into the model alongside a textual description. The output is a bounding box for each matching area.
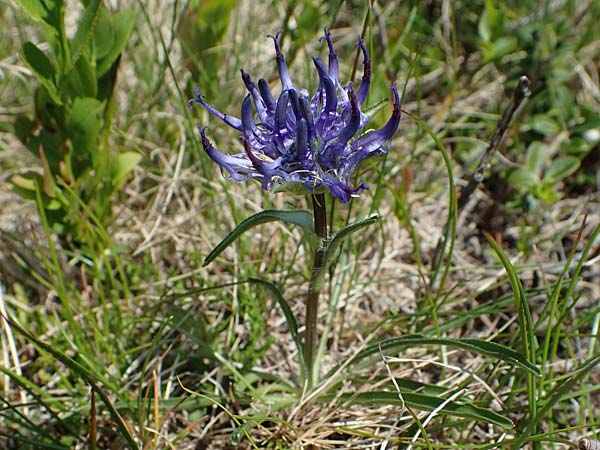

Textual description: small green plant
[8,0,139,248]
[508,139,581,209]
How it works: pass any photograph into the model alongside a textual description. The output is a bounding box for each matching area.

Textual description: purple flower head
[189,29,401,203]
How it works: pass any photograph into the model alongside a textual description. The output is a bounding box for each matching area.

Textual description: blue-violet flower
[189,29,401,203]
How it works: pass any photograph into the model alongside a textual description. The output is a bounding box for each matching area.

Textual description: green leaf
[562,137,594,156]
[478,0,500,42]
[354,334,540,376]
[485,232,538,415]
[93,7,114,60]
[7,173,62,210]
[312,215,380,290]
[249,278,305,374]
[97,11,135,77]
[110,151,141,185]
[69,0,103,71]
[544,156,580,181]
[328,391,513,429]
[525,142,550,174]
[64,49,97,98]
[531,114,561,136]
[508,168,539,190]
[21,42,62,105]
[203,210,314,266]
[14,0,47,21]
[66,97,103,163]
[484,36,517,61]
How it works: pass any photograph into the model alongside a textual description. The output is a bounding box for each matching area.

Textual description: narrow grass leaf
[353,334,540,376]
[0,365,74,436]
[485,232,538,417]
[249,278,305,373]
[203,209,314,266]
[3,315,139,450]
[0,433,69,450]
[327,391,513,429]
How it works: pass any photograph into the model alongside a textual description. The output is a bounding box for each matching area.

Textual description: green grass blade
[485,232,538,424]
[324,391,513,429]
[249,278,306,375]
[352,334,540,376]
[2,315,139,450]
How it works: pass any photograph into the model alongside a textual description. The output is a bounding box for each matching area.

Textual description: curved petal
[189,87,242,131]
[241,69,267,121]
[274,90,290,135]
[258,78,276,112]
[267,32,294,91]
[351,83,400,154]
[355,37,371,107]
[299,95,316,143]
[344,84,401,173]
[199,126,253,181]
[319,27,339,83]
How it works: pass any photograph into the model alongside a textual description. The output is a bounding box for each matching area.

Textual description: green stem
[305,193,328,389]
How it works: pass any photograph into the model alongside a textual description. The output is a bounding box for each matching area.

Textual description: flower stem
[305,193,328,389]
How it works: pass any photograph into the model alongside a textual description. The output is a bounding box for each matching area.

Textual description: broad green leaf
[69,0,103,71]
[203,210,314,266]
[508,168,539,189]
[354,334,540,376]
[110,151,141,185]
[311,215,379,290]
[64,49,97,98]
[7,173,61,209]
[531,114,561,136]
[327,391,513,429]
[14,0,47,21]
[545,156,580,181]
[21,42,62,104]
[97,11,135,77]
[93,7,114,60]
[525,142,550,174]
[562,137,594,156]
[66,97,103,163]
[249,278,305,374]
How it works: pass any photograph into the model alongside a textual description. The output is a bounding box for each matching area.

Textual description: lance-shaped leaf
[203,209,314,266]
[21,42,61,105]
[68,0,103,71]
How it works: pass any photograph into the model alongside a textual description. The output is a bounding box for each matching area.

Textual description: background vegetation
[0,0,599,448]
